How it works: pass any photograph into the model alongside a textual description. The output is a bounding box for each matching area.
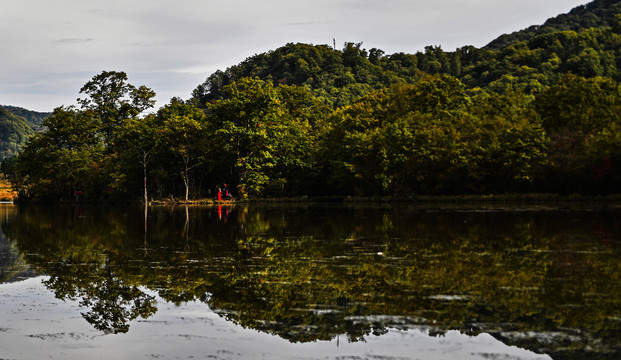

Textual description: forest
[3,0,621,201]
[0,106,47,160]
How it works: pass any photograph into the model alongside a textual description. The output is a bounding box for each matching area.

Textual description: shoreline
[8,193,621,206]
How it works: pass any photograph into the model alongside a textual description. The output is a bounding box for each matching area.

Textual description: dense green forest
[0,107,48,160]
[0,106,49,160]
[191,0,621,108]
[0,105,48,130]
[4,0,621,201]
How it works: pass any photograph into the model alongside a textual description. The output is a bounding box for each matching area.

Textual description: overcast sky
[1,0,590,112]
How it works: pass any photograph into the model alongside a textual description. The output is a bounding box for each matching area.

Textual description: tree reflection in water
[42,259,157,334]
[1,203,620,358]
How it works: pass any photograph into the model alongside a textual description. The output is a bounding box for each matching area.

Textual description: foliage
[190,0,621,108]
[533,74,621,193]
[207,78,321,198]
[0,105,49,130]
[486,0,621,50]
[77,70,156,147]
[190,42,418,109]
[0,107,38,160]
[14,107,105,201]
[13,72,158,201]
[158,98,209,201]
[8,0,621,200]
[114,114,165,203]
[10,71,621,199]
[317,76,548,196]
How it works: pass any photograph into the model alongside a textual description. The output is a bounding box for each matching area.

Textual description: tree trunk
[183,155,190,202]
[142,151,149,204]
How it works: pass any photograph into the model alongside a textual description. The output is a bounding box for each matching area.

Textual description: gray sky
[1,0,589,112]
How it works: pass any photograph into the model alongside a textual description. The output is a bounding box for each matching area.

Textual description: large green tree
[114,114,166,203]
[207,78,320,198]
[158,98,209,202]
[16,107,104,200]
[534,74,621,192]
[77,71,156,148]
[13,72,158,201]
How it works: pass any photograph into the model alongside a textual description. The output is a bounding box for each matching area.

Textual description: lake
[0,202,620,359]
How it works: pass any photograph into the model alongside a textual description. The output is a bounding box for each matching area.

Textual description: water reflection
[1,203,620,359]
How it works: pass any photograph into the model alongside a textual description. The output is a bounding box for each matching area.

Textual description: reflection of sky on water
[0,277,550,360]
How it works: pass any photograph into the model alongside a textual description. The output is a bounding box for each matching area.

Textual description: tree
[342,42,367,68]
[368,48,385,65]
[207,78,283,197]
[77,71,156,148]
[207,78,323,197]
[115,115,165,203]
[12,72,158,202]
[317,76,475,196]
[268,85,325,195]
[15,107,104,201]
[158,98,208,202]
[534,74,621,134]
[533,74,621,192]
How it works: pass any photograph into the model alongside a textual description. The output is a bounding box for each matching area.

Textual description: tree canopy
[6,0,621,201]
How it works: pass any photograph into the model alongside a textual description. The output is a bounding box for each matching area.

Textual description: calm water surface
[0,203,619,359]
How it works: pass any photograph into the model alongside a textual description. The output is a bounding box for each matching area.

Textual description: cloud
[56,38,96,44]
[284,21,334,27]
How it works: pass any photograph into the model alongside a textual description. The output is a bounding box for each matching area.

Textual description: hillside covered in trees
[191,0,621,108]
[4,0,621,201]
[0,106,48,160]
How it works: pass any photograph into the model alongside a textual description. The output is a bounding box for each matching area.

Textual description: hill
[190,0,621,108]
[486,0,621,49]
[0,107,37,160]
[0,106,50,160]
[1,105,49,131]
[190,42,418,109]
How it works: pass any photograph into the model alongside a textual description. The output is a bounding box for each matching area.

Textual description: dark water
[0,203,620,359]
